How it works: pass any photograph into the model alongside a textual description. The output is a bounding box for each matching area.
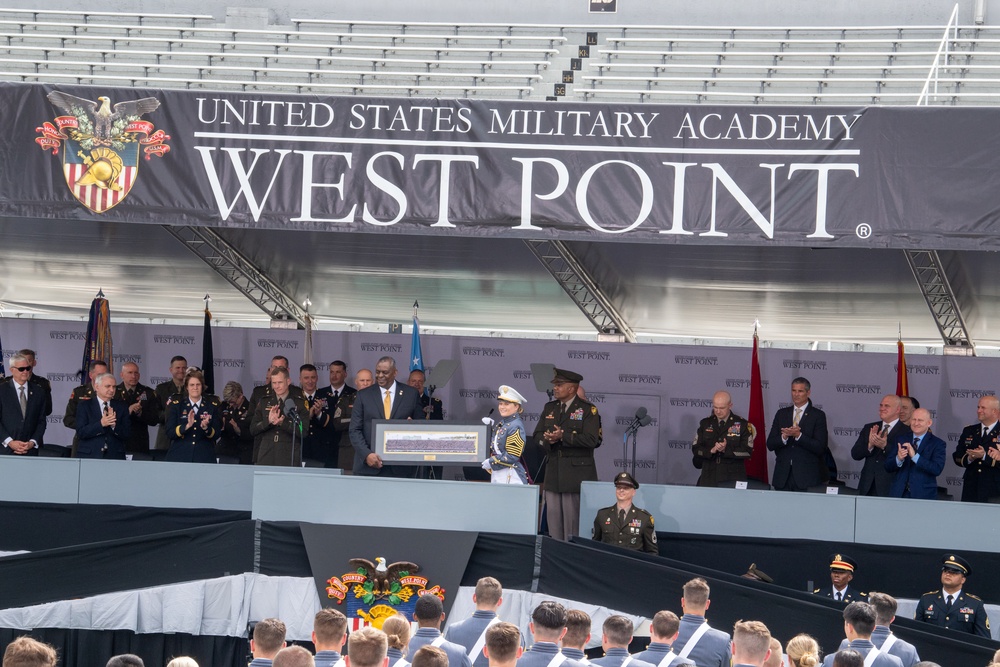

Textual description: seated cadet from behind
[762,638,782,667]
[634,611,695,667]
[814,554,866,603]
[412,648,448,667]
[484,623,523,667]
[408,594,473,667]
[106,656,144,667]
[731,621,772,667]
[561,610,592,663]
[692,391,753,487]
[591,616,653,667]
[347,627,390,667]
[1,636,58,667]
[914,554,990,637]
[516,601,572,667]
[839,593,918,667]
[250,618,287,667]
[313,608,349,667]
[674,578,731,667]
[821,603,902,667]
[273,646,315,667]
[383,614,413,667]
[592,472,657,554]
[445,577,504,667]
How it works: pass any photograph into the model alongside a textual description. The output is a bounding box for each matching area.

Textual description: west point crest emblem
[35,91,170,213]
[326,556,445,628]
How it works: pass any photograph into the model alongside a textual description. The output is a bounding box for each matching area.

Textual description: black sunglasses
[11,366,31,372]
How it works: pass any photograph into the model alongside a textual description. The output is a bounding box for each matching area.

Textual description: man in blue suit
[0,353,48,455]
[884,408,946,500]
[348,355,425,476]
[75,373,131,459]
[766,377,829,491]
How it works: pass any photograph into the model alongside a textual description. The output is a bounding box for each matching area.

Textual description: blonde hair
[165,659,199,667]
[382,615,411,651]
[786,634,820,667]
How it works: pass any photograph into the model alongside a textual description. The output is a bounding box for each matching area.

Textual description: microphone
[283,397,299,420]
[638,413,653,427]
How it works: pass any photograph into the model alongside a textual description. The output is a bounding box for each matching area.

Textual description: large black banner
[3,81,999,249]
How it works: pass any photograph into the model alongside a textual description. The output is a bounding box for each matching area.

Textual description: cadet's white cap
[497,385,527,405]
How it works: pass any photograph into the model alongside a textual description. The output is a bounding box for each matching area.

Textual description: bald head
[712,391,733,421]
[909,408,932,436]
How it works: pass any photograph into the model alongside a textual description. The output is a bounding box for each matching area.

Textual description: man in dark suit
[115,362,160,456]
[766,377,828,491]
[16,348,52,416]
[851,395,910,496]
[532,368,602,541]
[953,395,1000,502]
[75,372,131,459]
[348,356,424,476]
[885,408,946,500]
[0,353,48,456]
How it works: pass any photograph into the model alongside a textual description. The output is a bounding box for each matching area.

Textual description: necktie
[383,389,392,419]
[618,509,626,524]
[793,407,802,426]
[880,423,889,436]
[18,385,27,417]
[983,426,989,438]
[836,591,842,601]
[102,402,109,416]
[946,594,954,608]
[913,436,921,452]
[332,390,339,402]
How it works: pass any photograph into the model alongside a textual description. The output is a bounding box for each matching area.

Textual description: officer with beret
[533,368,602,541]
[914,554,990,637]
[592,472,658,554]
[814,554,867,603]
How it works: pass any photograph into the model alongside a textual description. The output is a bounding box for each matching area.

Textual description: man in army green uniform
[693,391,753,487]
[915,554,990,637]
[154,355,188,459]
[532,368,602,541]
[593,471,657,554]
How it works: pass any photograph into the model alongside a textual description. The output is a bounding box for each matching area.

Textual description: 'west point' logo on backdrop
[36,91,170,213]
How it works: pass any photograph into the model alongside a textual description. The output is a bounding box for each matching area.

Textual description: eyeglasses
[11,366,31,372]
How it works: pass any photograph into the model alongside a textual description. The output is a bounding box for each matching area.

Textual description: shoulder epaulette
[813,588,822,594]
[922,590,939,596]
[967,593,983,601]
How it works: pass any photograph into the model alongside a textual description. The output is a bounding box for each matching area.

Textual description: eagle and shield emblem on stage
[326,556,445,628]
[35,91,170,214]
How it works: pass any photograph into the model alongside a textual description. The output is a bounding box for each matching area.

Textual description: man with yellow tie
[348,355,426,477]
[765,377,829,491]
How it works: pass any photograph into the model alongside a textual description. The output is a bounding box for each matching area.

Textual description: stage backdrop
[5,82,1000,250]
[0,318,989,495]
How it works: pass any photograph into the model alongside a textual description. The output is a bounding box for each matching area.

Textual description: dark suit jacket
[766,400,828,491]
[75,396,131,459]
[852,420,911,496]
[348,381,424,476]
[0,379,48,455]
[165,396,222,463]
[884,430,947,500]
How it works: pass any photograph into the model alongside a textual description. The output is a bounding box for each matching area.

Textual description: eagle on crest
[46,91,160,146]
[348,556,419,596]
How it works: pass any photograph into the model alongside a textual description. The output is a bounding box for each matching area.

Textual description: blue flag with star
[410,316,424,372]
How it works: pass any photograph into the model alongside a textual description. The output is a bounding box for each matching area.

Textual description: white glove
[481,459,493,471]
[481,417,495,427]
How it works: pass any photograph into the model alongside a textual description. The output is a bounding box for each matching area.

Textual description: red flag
[745,330,769,483]
[896,339,908,396]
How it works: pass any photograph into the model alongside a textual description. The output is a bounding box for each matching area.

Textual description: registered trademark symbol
[856,223,872,239]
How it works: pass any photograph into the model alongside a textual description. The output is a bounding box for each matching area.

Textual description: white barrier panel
[251,472,539,535]
[854,496,1000,552]
[0,457,80,504]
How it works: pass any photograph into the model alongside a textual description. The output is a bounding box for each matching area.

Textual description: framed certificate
[373,421,488,465]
